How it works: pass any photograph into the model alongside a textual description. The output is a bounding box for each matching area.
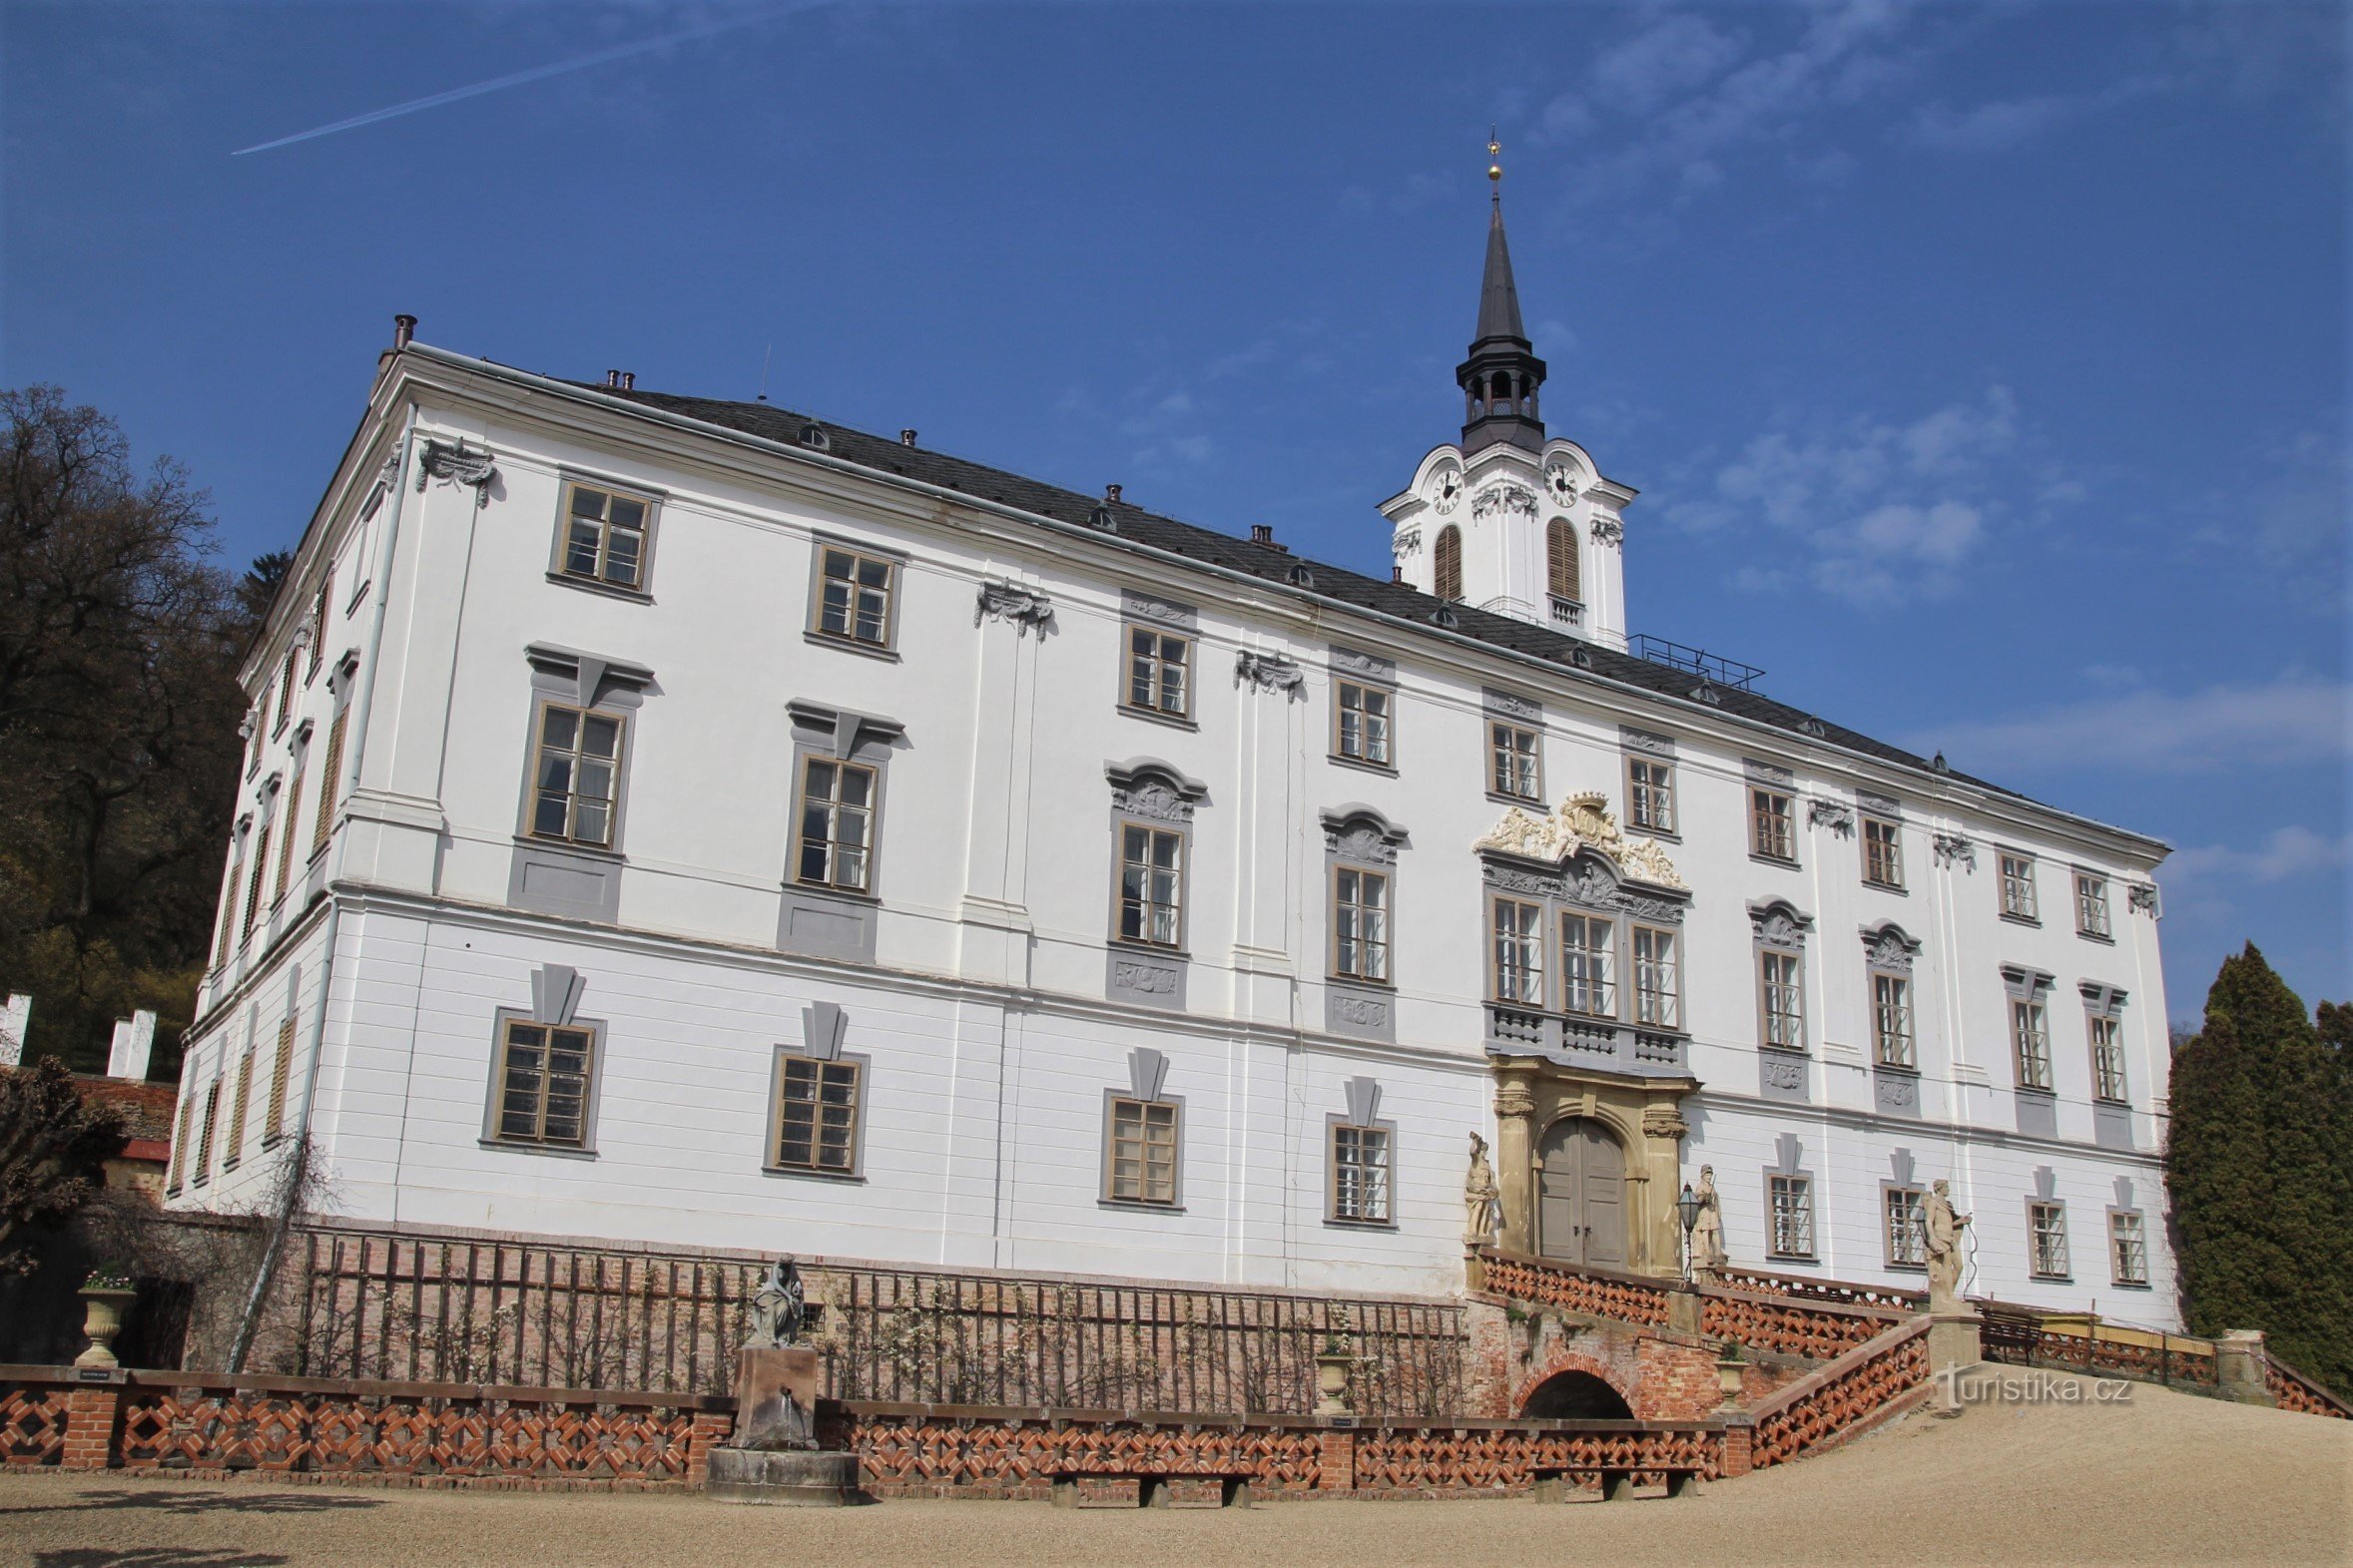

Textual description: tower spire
[1457,132,1546,454]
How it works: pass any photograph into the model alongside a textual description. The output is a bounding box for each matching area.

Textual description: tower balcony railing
[1548,595,1583,629]
[1627,634,1765,692]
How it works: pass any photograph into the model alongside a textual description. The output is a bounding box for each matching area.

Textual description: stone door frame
[1490,1056,1696,1278]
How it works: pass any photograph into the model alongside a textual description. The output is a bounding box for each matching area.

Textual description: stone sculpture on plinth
[1921,1180,1983,1375]
[1464,1133,1501,1246]
[1688,1165,1727,1278]
[707,1257,860,1505]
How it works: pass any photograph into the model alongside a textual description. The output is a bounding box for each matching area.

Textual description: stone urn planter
[1713,1340,1748,1406]
[76,1274,138,1370]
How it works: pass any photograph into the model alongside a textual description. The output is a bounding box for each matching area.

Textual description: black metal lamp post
[1676,1184,1703,1284]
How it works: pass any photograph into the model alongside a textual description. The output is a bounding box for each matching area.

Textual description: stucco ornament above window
[1473,791,1687,890]
[1470,480,1538,522]
[415,436,498,506]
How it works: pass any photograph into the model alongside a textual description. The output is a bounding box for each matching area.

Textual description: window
[2088,1012,2127,1102]
[1331,1123,1392,1224]
[528,702,622,847]
[813,545,896,648]
[215,847,243,969]
[1626,757,1676,834]
[1768,1174,1814,1259]
[1107,1097,1179,1205]
[194,1081,221,1185]
[1546,516,1579,603]
[1632,925,1678,1029]
[558,481,652,589]
[2000,852,2040,921]
[1125,626,1192,719]
[1490,723,1541,800]
[224,1050,254,1170]
[1434,524,1463,601]
[1751,788,1796,861]
[1885,1185,1927,1269]
[1334,681,1393,767]
[2012,997,2053,1089]
[2075,873,2111,939]
[2109,1211,2147,1286]
[167,1096,195,1195]
[309,567,334,677]
[241,836,269,938]
[1759,948,1805,1051]
[1864,816,1903,888]
[312,705,347,855]
[275,653,296,736]
[795,757,878,892]
[1491,897,1543,1005]
[275,769,302,904]
[1118,823,1184,947]
[1332,866,1390,982]
[771,1054,862,1175]
[1560,913,1614,1018]
[1872,972,1914,1068]
[264,1015,294,1143]
[2029,1200,2070,1279]
[491,1017,595,1148]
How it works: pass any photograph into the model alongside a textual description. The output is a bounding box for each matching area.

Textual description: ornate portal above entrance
[1489,1057,1696,1278]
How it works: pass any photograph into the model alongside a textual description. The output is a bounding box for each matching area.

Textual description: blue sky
[4,0,2344,1022]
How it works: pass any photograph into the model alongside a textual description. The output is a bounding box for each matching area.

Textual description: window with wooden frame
[1490,896,1544,1005]
[1332,865,1390,983]
[167,1096,195,1195]
[193,1080,221,1186]
[215,843,243,968]
[1106,1096,1179,1206]
[274,768,302,905]
[1871,971,1915,1068]
[1559,912,1615,1018]
[2012,996,2053,1090]
[312,704,347,856]
[1434,524,1463,601]
[2000,852,2040,922]
[224,1050,254,1170]
[795,757,878,892]
[1863,816,1903,888]
[771,1054,862,1175]
[1546,516,1579,604]
[1884,1185,1927,1269]
[1750,787,1796,861]
[1626,756,1676,834]
[2074,872,2111,939]
[2109,1210,2147,1286]
[1632,924,1678,1029]
[1125,625,1192,719]
[240,833,268,938]
[812,544,896,648]
[274,653,296,736]
[528,701,623,848]
[1489,722,1541,801]
[1117,822,1184,948]
[558,480,653,590]
[264,1015,294,1143]
[2029,1200,2070,1279]
[1759,947,1805,1051]
[1334,681,1393,767]
[309,567,334,677]
[1330,1122,1392,1224]
[2088,1011,2127,1103]
[1768,1173,1814,1259]
[491,1017,595,1148]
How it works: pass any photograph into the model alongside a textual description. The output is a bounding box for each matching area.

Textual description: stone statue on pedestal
[1689,1164,1728,1276]
[749,1257,807,1348]
[1465,1132,1501,1245]
[1923,1180,1972,1307]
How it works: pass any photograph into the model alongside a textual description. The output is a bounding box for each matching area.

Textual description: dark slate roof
[1475,200,1527,344]
[580,380,2044,812]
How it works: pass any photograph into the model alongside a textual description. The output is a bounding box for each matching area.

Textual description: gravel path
[4,1372,2345,1567]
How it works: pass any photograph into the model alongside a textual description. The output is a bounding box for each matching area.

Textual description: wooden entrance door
[1536,1117,1625,1268]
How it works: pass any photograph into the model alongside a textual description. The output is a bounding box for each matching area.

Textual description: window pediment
[1473,791,1686,891]
[1106,758,1209,822]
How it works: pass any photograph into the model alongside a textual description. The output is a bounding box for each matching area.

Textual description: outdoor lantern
[1677,1184,1702,1237]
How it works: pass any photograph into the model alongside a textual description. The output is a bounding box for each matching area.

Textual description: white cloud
[1902,675,2351,777]
[1910,75,2173,154]
[2162,826,2353,895]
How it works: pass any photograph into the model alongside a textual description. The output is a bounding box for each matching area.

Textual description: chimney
[621,371,636,391]
[1250,525,1274,546]
[899,429,918,447]
[392,313,417,349]
[604,370,621,388]
[1391,567,1404,584]
[106,1009,156,1081]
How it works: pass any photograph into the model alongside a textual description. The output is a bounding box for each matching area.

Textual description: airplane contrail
[233,5,804,156]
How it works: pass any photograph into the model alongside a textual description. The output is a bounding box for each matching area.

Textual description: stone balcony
[1485,1002,1688,1076]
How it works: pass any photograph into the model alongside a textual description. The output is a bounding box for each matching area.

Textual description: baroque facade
[169,191,2177,1330]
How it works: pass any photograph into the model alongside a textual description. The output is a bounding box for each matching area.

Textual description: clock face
[1432,469,1464,513]
[1545,463,1578,504]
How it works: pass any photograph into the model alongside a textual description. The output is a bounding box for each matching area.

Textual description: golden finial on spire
[1488,127,1502,185]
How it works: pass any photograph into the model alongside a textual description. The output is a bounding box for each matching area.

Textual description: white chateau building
[170,194,2177,1325]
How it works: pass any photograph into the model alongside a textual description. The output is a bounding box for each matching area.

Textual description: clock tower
[1381,144,1634,649]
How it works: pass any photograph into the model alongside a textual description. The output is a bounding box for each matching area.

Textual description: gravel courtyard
[4,1372,2345,1568]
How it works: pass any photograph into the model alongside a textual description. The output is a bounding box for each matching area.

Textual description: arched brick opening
[1520,1368,1634,1419]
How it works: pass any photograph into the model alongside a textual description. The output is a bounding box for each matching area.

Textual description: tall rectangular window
[312,705,347,855]
[1107,1097,1179,1206]
[216,848,243,968]
[1559,913,1614,1018]
[1863,816,1903,888]
[2075,873,2112,938]
[1334,681,1392,766]
[1768,1174,1814,1259]
[2109,1211,2147,1286]
[1118,823,1184,947]
[224,1050,254,1170]
[309,567,333,677]
[1490,723,1541,800]
[814,546,895,647]
[275,653,296,736]
[1871,972,1914,1068]
[1625,756,1676,833]
[529,702,622,847]
[241,840,269,938]
[795,757,877,892]
[194,1081,221,1185]
[772,1055,862,1174]
[1632,925,1678,1029]
[1332,866,1390,982]
[275,769,303,904]
[492,1018,594,1148]
[1885,1185,1927,1268]
[264,1015,294,1143]
[167,1096,195,1195]
[1750,788,1795,861]
[1125,626,1192,718]
[2088,1012,2127,1102]
[1330,1123,1392,1224]
[1759,948,1805,1050]
[559,481,652,589]
[2013,998,2053,1089]
[1491,897,1543,1005]
[2001,853,2040,921]
[2030,1200,2070,1279]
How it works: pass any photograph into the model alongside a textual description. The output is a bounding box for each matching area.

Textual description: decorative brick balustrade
[2266,1356,2351,1419]
[1980,1307,2218,1389]
[1699,1289,1894,1360]
[1706,1267,1923,1315]
[1349,1422,1720,1495]
[1474,1250,1673,1328]
[1743,1317,1933,1468]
